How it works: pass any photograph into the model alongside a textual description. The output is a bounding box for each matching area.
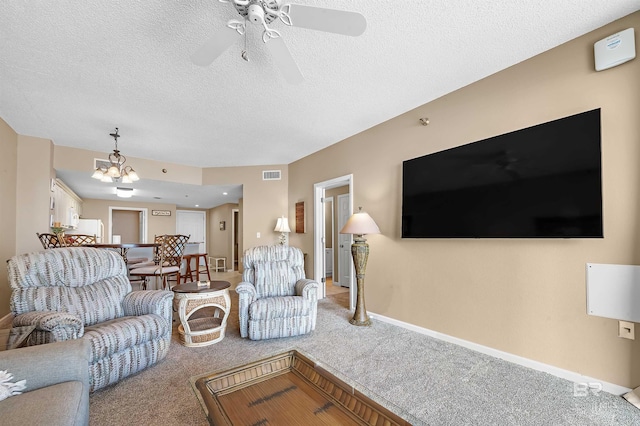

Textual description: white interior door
[337,193,351,289]
[176,210,206,254]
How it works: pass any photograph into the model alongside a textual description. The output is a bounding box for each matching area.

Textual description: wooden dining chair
[36,232,65,249]
[64,234,97,246]
[128,234,190,290]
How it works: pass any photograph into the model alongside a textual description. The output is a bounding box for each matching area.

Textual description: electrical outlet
[256,232,261,238]
[618,321,635,340]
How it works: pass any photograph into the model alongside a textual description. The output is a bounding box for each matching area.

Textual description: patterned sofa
[236,245,319,340]
[8,247,174,392]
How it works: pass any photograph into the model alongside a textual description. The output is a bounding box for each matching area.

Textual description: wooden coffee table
[172,280,231,347]
[192,350,410,425]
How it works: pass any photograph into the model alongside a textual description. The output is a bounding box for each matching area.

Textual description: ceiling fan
[191,0,367,84]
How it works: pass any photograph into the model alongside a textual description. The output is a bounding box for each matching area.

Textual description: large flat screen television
[402,108,603,238]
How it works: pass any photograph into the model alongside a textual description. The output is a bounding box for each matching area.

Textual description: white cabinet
[52,179,82,229]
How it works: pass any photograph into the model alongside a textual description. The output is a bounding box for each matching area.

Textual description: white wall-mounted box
[586,263,640,322]
[594,28,636,71]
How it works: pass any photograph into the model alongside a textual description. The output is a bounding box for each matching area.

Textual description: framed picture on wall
[219,221,226,231]
[296,201,305,233]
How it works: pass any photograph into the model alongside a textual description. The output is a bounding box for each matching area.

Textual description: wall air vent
[262,170,282,181]
[94,158,110,170]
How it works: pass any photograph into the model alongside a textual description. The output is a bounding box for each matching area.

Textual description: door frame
[336,193,351,288]
[231,208,239,272]
[108,206,148,243]
[324,196,334,278]
[313,174,353,307]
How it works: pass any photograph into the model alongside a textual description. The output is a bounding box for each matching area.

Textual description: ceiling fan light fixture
[192,1,366,84]
[247,4,265,25]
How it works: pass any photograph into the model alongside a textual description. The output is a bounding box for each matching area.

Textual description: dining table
[86,242,159,264]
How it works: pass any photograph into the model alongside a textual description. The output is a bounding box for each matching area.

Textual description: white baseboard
[370,311,631,396]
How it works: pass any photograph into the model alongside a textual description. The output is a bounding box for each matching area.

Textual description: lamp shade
[340,208,380,236]
[274,216,291,233]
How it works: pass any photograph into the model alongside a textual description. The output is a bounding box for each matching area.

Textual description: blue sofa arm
[0,338,90,391]
[0,339,90,426]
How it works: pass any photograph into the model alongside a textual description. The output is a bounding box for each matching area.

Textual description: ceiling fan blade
[265,36,304,84]
[286,4,366,36]
[191,25,241,66]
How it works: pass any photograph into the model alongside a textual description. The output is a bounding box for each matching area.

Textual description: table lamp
[274,216,291,245]
[339,207,380,326]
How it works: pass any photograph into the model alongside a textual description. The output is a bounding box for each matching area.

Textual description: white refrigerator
[66,219,104,243]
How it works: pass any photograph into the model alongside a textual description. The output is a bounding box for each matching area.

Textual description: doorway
[109,207,149,261]
[313,174,353,308]
[109,207,147,243]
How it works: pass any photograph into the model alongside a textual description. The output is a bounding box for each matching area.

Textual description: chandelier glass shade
[91,128,140,183]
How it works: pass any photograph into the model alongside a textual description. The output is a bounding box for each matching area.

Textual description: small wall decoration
[152,210,171,216]
[296,201,305,233]
[219,221,226,231]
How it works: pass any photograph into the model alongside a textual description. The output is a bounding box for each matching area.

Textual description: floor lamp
[339,207,380,326]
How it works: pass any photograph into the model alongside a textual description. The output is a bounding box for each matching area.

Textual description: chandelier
[91,127,139,183]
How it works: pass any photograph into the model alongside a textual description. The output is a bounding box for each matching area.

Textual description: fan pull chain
[242,23,249,61]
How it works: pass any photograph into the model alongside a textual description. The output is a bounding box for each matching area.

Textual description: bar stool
[209,256,226,272]
[183,253,212,283]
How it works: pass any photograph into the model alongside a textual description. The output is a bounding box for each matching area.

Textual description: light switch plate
[619,320,635,340]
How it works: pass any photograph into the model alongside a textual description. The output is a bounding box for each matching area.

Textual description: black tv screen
[402,109,603,238]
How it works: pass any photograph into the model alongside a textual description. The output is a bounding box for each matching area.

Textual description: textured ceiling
[2,1,639,207]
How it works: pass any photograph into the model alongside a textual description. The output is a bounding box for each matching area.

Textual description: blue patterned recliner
[236,245,319,340]
[8,247,173,392]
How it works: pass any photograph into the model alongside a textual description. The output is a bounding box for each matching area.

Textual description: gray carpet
[89,293,640,425]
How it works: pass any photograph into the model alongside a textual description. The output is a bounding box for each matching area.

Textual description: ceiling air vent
[262,170,282,181]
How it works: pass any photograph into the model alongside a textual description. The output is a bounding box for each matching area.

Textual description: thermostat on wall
[594,27,636,71]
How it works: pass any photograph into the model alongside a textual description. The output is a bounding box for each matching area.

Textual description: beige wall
[207,203,239,267]
[16,135,54,255]
[82,199,178,241]
[112,210,141,242]
[289,12,640,387]
[0,118,18,317]
[202,166,289,249]
[55,145,203,186]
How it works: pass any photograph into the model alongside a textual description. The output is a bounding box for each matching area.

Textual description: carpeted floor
[89,291,640,425]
